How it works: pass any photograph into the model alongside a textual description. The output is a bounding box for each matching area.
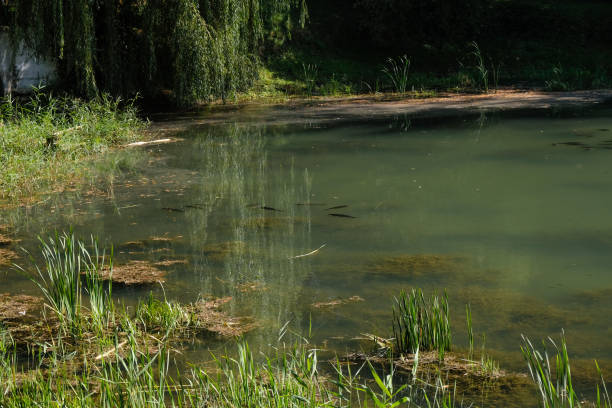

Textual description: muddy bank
[150,89,612,129]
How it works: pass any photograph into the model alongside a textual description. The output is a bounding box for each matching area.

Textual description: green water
[2,106,612,404]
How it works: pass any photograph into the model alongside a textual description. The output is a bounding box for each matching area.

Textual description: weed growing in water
[19,232,114,336]
[392,289,451,359]
[521,331,611,408]
[136,291,193,333]
[382,55,411,94]
[466,304,473,360]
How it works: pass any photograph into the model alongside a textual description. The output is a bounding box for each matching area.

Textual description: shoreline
[149,89,612,131]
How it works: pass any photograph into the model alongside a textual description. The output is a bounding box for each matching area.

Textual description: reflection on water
[2,106,612,402]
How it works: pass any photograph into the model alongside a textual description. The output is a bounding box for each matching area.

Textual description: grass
[0,89,144,201]
[382,55,411,94]
[136,291,193,333]
[18,232,114,336]
[392,289,451,359]
[521,331,611,408]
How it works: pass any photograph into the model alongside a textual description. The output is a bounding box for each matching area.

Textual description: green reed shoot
[26,232,113,335]
[470,42,489,93]
[83,237,114,332]
[382,55,411,93]
[33,232,84,334]
[521,332,582,408]
[466,304,473,360]
[392,289,451,359]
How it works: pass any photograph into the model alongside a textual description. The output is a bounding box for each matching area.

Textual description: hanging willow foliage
[1,0,306,106]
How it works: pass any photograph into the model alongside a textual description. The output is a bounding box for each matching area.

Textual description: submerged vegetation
[0,91,144,200]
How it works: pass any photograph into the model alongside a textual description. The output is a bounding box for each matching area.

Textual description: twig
[95,340,128,361]
[289,243,326,259]
[125,138,183,147]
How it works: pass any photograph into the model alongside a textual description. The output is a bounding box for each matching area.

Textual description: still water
[2,105,612,401]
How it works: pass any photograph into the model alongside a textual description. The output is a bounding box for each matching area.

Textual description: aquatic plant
[135,291,193,333]
[22,232,113,335]
[521,331,611,408]
[392,289,451,359]
[466,304,473,359]
[470,42,489,93]
[382,55,411,93]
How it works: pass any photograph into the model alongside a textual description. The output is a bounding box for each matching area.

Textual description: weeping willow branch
[2,0,307,106]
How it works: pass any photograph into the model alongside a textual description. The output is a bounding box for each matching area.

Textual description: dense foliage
[307,0,612,73]
[1,0,306,106]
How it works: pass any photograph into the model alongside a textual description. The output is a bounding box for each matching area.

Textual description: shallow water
[2,105,612,405]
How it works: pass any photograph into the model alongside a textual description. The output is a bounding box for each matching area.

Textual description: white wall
[0,33,56,95]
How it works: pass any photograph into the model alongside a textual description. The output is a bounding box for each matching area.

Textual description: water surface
[2,105,612,404]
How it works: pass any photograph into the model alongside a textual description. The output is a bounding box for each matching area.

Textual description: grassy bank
[0,91,145,201]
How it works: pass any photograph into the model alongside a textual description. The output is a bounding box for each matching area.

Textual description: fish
[185,204,204,209]
[326,205,348,210]
[261,206,282,212]
[162,207,184,213]
[328,213,356,218]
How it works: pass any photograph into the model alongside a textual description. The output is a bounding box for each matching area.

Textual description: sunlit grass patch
[0,90,145,200]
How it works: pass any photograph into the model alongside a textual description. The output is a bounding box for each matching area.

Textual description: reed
[392,289,451,359]
[24,232,114,335]
[33,232,84,334]
[382,55,411,93]
[521,331,611,408]
[470,42,489,93]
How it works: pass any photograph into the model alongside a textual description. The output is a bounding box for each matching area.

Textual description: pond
[2,103,612,406]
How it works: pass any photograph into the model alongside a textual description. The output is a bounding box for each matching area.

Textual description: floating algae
[100,261,166,285]
[0,234,12,247]
[187,297,257,337]
[311,295,365,309]
[0,294,43,322]
[0,248,18,266]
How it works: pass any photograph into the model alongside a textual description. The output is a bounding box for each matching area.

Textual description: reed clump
[392,289,451,359]
[521,332,611,408]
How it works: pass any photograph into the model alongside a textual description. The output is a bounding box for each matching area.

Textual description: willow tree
[2,0,306,105]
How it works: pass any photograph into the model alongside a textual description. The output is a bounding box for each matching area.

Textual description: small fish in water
[261,206,282,212]
[185,204,204,209]
[328,213,356,218]
[326,205,348,210]
[162,207,184,213]
[598,129,610,132]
